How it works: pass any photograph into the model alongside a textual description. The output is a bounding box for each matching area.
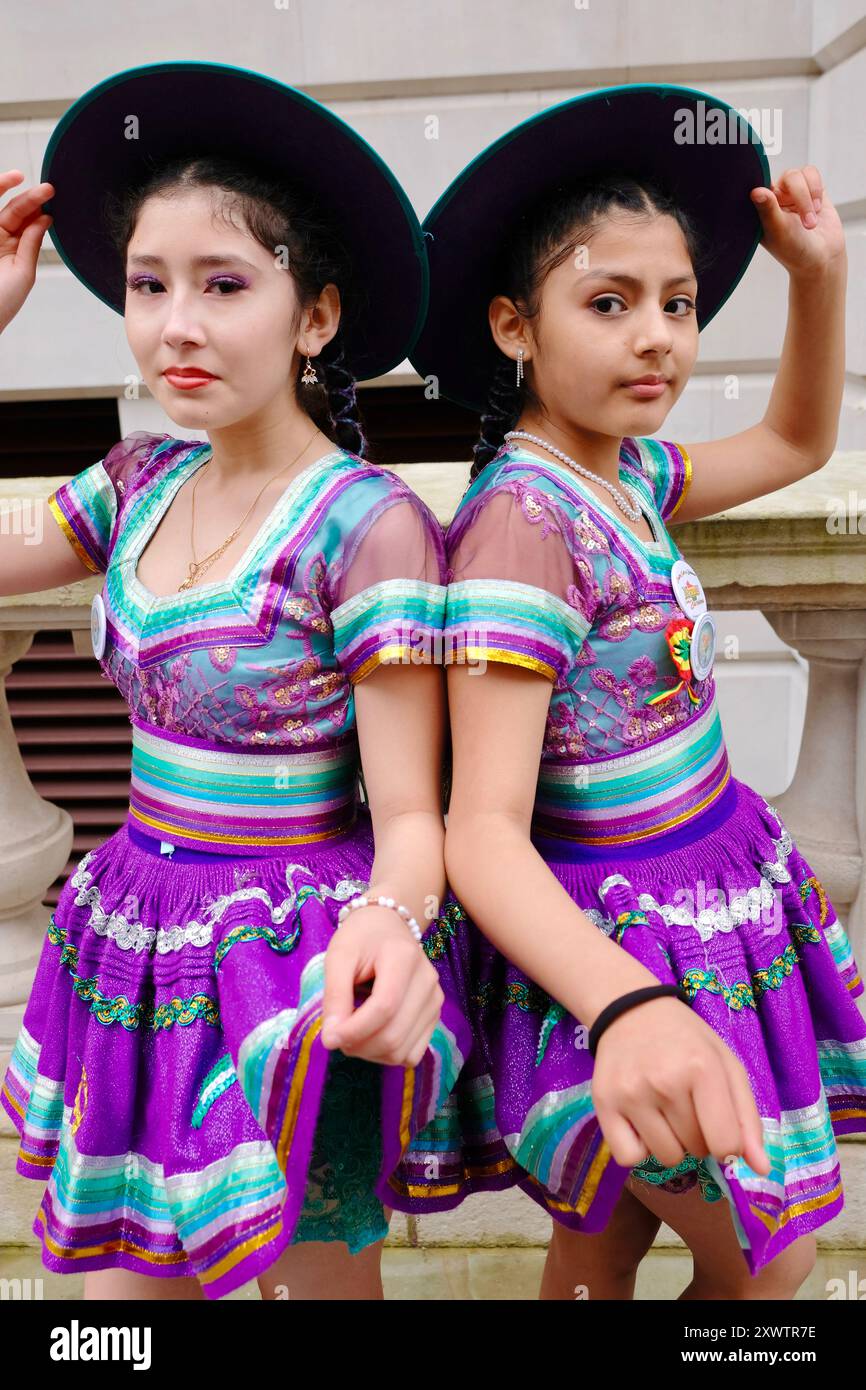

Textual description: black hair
[471,171,715,482]
[102,153,368,458]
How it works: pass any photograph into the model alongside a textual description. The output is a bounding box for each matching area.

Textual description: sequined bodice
[48,431,447,751]
[444,438,718,766]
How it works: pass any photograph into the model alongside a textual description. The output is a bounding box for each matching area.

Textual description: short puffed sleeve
[47,430,170,574]
[620,437,693,523]
[328,479,447,684]
[444,480,598,685]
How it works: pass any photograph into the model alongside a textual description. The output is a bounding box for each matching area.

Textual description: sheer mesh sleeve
[444,482,596,686]
[622,437,693,523]
[47,430,170,574]
[329,486,447,684]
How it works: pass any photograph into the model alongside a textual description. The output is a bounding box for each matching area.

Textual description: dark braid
[470,355,523,481]
[103,152,369,456]
[472,171,713,480]
[315,330,368,459]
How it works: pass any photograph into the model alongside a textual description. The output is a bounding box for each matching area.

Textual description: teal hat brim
[41,60,428,383]
[410,83,771,414]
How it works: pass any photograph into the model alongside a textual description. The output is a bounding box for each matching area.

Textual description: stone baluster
[0,629,73,1126]
[763,612,866,967]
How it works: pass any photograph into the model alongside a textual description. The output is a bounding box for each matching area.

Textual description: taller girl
[406,83,866,1299]
[0,62,472,1301]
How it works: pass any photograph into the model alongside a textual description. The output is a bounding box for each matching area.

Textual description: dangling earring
[516,347,524,388]
[301,354,319,386]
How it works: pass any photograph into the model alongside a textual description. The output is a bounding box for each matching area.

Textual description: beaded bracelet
[337,894,424,944]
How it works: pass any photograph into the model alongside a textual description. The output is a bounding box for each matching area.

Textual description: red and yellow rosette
[645,613,702,706]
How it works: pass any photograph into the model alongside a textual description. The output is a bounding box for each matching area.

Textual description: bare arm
[672,172,847,524]
[444,662,663,1025]
[0,496,99,597]
[356,661,447,931]
[0,172,97,595]
[320,660,447,1066]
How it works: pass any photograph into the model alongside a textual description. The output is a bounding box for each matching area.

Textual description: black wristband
[587,983,692,1058]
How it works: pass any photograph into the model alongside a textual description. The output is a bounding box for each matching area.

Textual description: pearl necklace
[504,429,642,522]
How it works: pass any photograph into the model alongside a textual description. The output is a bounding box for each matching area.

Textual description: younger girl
[402,85,866,1299]
[0,62,471,1301]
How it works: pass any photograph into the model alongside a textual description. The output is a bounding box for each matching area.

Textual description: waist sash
[532,697,731,847]
[127,715,360,854]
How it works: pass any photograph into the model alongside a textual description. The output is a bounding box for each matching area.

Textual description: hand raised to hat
[750,164,845,275]
[0,172,55,333]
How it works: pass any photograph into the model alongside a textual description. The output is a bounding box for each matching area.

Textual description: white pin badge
[689,611,716,681]
[90,592,107,660]
[670,559,707,620]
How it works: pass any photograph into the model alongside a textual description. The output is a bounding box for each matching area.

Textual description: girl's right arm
[445,660,771,1179]
[0,170,99,596]
[0,497,102,596]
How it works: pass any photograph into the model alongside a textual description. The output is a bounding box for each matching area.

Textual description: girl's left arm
[672,165,848,523]
[352,659,447,941]
[319,492,448,1067]
[320,662,447,1065]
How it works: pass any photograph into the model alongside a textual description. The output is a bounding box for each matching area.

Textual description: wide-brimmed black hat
[40,60,428,382]
[410,83,771,413]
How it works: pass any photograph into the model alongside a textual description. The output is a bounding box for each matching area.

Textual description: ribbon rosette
[644,613,701,706]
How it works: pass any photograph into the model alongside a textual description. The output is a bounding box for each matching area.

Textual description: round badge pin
[689,611,716,680]
[90,592,107,660]
[670,558,707,620]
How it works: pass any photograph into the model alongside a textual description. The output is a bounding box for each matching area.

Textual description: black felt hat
[410,83,771,413]
[40,60,428,382]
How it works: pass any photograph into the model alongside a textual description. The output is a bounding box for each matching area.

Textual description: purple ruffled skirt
[1,802,472,1299]
[389,775,866,1277]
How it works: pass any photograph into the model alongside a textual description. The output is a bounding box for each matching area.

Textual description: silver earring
[516,348,524,388]
[301,355,319,386]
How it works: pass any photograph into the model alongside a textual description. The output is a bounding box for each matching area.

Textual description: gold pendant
[177,561,201,593]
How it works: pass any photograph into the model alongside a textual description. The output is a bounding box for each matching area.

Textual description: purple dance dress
[1,430,471,1299]
[386,436,866,1277]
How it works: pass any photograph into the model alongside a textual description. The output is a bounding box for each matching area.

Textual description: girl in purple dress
[0,64,471,1301]
[396,86,866,1299]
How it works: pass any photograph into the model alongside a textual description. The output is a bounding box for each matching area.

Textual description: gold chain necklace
[177,428,322,592]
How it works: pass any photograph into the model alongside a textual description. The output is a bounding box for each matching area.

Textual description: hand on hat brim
[750,165,846,275]
[0,172,56,333]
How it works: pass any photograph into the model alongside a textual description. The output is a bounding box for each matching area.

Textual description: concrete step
[4,1132,865,1299]
[1,1242,865,1300]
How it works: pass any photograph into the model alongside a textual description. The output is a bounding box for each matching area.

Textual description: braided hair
[307,328,368,459]
[472,354,523,479]
[103,153,368,457]
[470,171,714,483]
